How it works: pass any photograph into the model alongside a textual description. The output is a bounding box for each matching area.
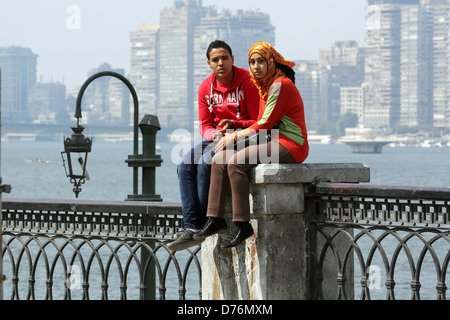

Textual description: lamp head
[62,124,92,198]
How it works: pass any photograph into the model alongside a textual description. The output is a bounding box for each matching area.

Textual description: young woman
[194,41,309,248]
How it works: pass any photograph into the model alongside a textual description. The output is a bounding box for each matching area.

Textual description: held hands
[213,126,252,152]
[213,119,235,152]
[212,130,223,142]
[212,119,235,142]
[218,119,235,133]
[214,133,236,152]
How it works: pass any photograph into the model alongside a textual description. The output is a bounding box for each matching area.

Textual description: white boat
[24,158,50,163]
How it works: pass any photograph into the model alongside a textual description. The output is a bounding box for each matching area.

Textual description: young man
[168,40,259,251]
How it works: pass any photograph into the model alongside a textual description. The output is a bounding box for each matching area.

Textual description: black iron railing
[1,199,201,300]
[2,182,450,300]
[307,182,450,300]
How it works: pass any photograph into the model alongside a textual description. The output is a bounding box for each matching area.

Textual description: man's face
[208,48,234,84]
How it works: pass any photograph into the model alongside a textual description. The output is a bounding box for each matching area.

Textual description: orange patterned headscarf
[248,41,296,99]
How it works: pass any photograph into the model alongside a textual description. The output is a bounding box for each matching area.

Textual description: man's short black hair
[206,40,233,60]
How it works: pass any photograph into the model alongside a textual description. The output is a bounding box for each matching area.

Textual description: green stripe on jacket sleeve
[257,82,282,126]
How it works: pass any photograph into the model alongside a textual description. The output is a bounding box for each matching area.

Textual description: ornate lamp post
[61,70,162,298]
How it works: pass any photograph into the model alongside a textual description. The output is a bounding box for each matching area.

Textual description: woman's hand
[212,120,235,142]
[214,133,236,152]
[212,130,223,142]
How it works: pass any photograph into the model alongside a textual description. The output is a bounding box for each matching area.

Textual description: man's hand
[218,119,235,134]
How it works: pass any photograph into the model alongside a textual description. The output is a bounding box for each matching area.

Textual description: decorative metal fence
[307,182,450,300]
[1,199,201,300]
[2,182,450,300]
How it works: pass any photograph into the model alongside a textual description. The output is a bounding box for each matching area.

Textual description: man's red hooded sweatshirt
[198,66,260,141]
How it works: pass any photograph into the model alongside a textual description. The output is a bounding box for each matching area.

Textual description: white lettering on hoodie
[206,88,242,109]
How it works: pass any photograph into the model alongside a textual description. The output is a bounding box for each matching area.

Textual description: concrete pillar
[201,163,370,300]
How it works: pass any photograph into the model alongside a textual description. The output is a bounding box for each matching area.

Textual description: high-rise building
[143,0,275,129]
[130,23,160,121]
[340,85,367,127]
[399,4,434,127]
[365,0,450,130]
[319,41,365,124]
[319,41,364,68]
[0,46,38,123]
[431,0,450,127]
[365,1,409,129]
[294,60,322,128]
[365,1,401,129]
[28,81,66,124]
[158,0,203,129]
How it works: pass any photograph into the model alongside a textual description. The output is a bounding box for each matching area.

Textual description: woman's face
[249,53,268,79]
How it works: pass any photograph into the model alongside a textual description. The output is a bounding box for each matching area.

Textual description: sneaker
[167,230,204,251]
[173,230,183,239]
[193,217,227,241]
[221,222,254,248]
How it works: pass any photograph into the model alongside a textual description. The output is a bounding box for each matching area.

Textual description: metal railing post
[0,178,11,301]
[126,114,163,201]
[125,114,163,300]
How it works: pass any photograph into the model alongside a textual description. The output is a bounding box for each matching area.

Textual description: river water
[1,139,450,299]
[2,140,449,201]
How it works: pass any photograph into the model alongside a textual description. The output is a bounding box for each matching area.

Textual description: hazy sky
[0,0,366,90]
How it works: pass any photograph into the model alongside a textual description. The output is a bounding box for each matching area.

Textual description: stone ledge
[247,163,370,215]
[225,163,370,214]
[248,163,370,185]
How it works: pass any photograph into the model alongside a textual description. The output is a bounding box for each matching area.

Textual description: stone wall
[201,163,370,300]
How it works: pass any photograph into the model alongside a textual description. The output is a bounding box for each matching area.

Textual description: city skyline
[0,0,366,90]
[1,0,449,131]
